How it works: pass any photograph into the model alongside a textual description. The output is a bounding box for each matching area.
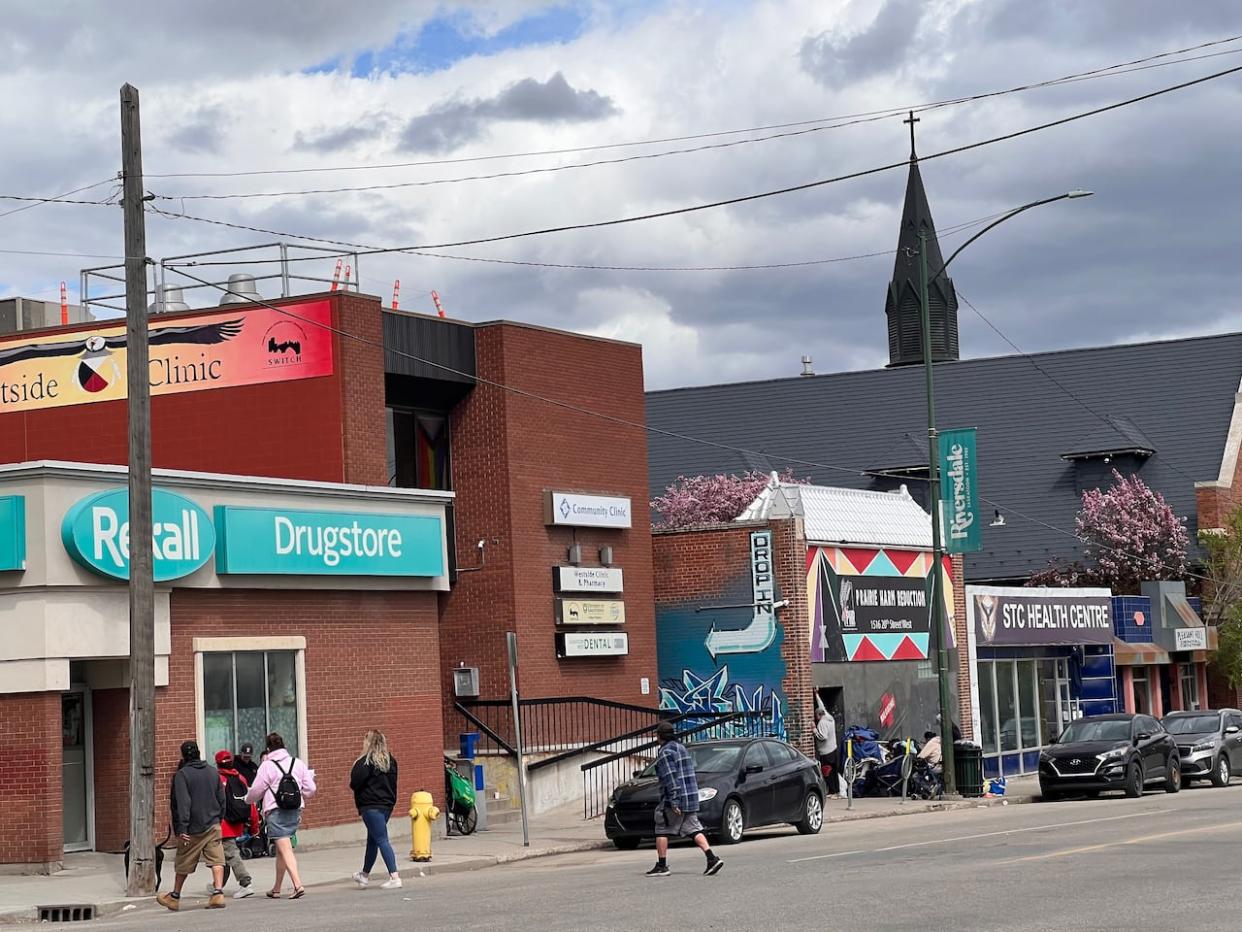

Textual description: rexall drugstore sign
[214,506,444,576]
[61,488,215,582]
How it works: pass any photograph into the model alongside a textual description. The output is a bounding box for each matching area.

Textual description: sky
[0,0,1238,390]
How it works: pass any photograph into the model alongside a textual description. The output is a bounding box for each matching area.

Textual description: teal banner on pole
[939,427,981,554]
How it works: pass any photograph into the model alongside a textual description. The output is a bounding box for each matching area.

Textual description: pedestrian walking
[211,750,260,899]
[234,743,259,787]
[647,721,722,878]
[814,708,841,798]
[245,732,316,900]
[156,740,227,912]
[349,730,402,890]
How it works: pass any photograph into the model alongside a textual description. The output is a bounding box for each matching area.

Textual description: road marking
[997,818,1242,865]
[786,809,1174,863]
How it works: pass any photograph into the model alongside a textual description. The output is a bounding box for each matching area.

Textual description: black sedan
[1039,713,1180,800]
[1163,709,1242,787]
[604,737,826,849]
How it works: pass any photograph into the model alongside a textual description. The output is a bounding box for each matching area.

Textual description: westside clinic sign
[61,488,215,582]
[938,427,981,554]
[214,505,444,577]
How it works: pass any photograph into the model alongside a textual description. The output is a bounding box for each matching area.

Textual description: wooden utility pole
[121,82,157,898]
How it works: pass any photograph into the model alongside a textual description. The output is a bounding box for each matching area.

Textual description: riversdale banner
[0,301,334,414]
[938,427,981,554]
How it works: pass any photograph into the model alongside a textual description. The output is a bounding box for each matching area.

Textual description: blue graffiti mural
[659,666,786,740]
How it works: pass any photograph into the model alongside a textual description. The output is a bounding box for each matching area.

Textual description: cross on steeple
[903,110,920,160]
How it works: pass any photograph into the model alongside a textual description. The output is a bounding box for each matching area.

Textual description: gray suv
[1162,709,1242,787]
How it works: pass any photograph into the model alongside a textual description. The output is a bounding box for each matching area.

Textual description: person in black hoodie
[157,741,227,912]
[233,743,259,787]
[349,730,401,890]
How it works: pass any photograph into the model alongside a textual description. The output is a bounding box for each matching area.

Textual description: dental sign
[544,491,632,529]
[214,505,444,577]
[61,488,215,582]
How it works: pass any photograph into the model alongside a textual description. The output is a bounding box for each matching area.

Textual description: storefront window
[1179,664,1201,711]
[1017,660,1039,749]
[1133,667,1151,715]
[978,663,997,755]
[996,661,1018,753]
[202,651,299,757]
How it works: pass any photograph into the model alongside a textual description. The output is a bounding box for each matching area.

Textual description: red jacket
[217,767,260,838]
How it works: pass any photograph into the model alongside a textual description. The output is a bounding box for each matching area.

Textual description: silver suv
[1162,709,1242,788]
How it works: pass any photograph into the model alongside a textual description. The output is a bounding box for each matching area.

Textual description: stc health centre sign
[58,488,443,581]
[969,586,1113,647]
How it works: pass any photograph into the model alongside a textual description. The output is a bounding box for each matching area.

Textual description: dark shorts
[654,806,704,838]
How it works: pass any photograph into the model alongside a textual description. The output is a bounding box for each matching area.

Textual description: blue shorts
[265,807,301,840]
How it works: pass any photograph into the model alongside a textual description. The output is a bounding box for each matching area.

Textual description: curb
[827,793,1039,823]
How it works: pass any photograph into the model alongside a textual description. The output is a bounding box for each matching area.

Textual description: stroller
[842,725,888,797]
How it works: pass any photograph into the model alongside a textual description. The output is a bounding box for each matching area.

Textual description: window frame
[193,636,308,762]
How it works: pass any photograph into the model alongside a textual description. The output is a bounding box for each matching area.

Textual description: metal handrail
[452,701,516,757]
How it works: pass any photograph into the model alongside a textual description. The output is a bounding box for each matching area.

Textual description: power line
[144,34,1242,182]
[151,61,1242,266]
[165,264,1206,583]
[149,47,1242,204]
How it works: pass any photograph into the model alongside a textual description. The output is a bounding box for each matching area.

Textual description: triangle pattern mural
[843,633,930,662]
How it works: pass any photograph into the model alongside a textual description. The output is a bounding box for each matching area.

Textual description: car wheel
[795,791,824,835]
[1211,755,1231,788]
[720,798,745,845]
[1039,784,1061,802]
[612,837,640,851]
[1165,757,1181,794]
[1124,762,1143,798]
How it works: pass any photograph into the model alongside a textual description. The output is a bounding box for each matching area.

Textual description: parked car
[604,737,826,849]
[1038,713,1180,801]
[1162,709,1242,787]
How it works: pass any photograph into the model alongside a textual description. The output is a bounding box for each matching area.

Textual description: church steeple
[885,113,959,368]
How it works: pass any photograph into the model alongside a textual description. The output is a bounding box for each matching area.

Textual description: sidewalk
[0,780,1038,924]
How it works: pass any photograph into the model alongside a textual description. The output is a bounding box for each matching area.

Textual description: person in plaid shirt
[647,721,723,877]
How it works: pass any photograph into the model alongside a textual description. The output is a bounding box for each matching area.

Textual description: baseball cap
[180,740,200,762]
[656,721,676,741]
[238,743,254,755]
[215,750,233,767]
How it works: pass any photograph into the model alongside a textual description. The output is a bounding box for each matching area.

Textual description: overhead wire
[166,264,1208,583]
[150,61,1242,266]
[143,33,1242,182]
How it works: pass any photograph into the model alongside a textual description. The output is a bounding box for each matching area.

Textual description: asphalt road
[97,783,1242,931]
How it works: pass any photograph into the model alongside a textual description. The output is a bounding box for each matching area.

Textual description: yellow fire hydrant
[409,790,440,862]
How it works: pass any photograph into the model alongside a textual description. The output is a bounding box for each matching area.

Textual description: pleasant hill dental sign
[214,505,443,577]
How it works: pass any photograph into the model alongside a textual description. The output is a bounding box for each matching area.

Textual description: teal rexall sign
[61,487,215,582]
[213,505,444,577]
[0,496,25,571]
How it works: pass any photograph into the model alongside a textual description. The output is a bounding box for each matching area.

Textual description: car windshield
[1058,719,1132,743]
[636,744,743,777]
[1164,714,1221,735]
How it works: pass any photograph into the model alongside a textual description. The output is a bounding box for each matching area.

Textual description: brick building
[0,289,655,871]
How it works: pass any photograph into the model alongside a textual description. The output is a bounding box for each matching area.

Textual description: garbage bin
[459,731,480,760]
[953,741,984,798]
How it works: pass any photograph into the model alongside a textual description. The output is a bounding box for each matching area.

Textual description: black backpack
[274,758,302,811]
[223,773,250,825]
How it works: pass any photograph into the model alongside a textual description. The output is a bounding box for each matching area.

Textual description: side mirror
[744,764,764,775]
[633,769,643,778]
[1227,726,1240,736]
[1135,732,1152,742]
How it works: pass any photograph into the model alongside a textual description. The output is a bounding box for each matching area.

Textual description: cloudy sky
[0,1,1238,389]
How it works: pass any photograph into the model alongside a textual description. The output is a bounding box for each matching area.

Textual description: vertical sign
[938,427,981,554]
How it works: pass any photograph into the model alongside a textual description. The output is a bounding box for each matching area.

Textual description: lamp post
[918,189,1092,796]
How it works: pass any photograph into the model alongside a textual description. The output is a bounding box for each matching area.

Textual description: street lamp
[918,189,1093,796]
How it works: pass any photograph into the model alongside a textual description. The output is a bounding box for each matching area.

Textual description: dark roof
[646,333,1242,583]
[1061,415,1156,461]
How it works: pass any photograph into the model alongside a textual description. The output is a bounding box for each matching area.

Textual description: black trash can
[953,741,984,798]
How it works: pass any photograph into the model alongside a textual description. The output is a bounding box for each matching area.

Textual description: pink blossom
[651,469,803,529]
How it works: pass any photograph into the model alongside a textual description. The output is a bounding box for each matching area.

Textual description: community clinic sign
[970,587,1113,647]
[0,301,333,414]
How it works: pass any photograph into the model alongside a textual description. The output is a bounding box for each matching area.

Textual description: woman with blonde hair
[350,730,401,889]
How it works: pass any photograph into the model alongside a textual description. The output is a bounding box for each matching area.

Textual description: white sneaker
[233,886,254,899]
[352,872,370,887]
[380,877,403,890]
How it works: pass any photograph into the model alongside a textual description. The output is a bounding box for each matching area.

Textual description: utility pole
[121,83,156,898]
[918,229,957,797]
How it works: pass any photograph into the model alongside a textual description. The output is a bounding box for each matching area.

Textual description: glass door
[61,690,93,852]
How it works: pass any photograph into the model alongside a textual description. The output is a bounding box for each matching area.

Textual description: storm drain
[38,905,95,922]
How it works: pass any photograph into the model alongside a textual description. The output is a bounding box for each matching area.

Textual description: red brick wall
[0,692,62,865]
[94,589,444,851]
[440,323,658,743]
[772,518,813,755]
[92,688,131,853]
[0,294,366,483]
[951,554,972,740]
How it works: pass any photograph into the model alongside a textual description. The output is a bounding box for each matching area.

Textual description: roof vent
[800,355,815,377]
[219,273,261,306]
[149,285,189,314]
